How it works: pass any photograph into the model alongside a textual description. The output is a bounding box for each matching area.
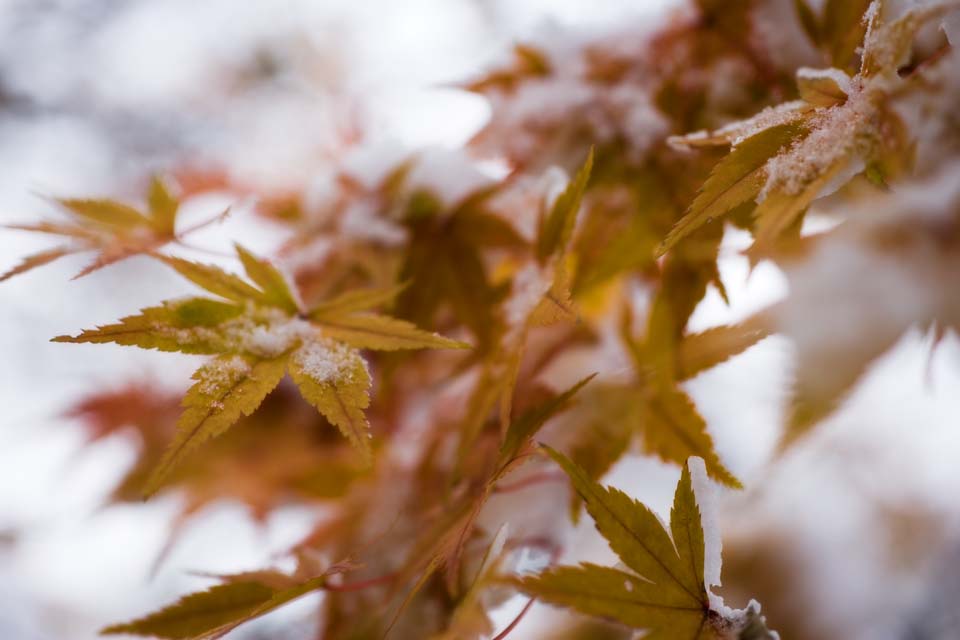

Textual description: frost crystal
[721,101,809,147]
[760,87,877,199]
[294,339,365,385]
[797,66,853,95]
[197,356,250,395]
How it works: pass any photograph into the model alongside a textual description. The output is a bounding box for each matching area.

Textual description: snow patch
[687,457,723,592]
[294,339,365,385]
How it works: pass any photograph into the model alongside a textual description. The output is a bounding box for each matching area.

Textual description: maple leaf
[1,176,204,281]
[661,1,956,259]
[54,246,467,494]
[514,447,778,639]
[394,184,525,355]
[102,562,354,640]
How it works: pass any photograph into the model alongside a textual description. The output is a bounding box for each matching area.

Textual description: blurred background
[0,0,958,639]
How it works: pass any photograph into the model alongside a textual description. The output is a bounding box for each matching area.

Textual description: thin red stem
[493,471,567,494]
[491,598,536,640]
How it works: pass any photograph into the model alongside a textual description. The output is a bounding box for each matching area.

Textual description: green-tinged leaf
[499,374,595,464]
[514,564,710,640]
[670,462,706,598]
[145,355,287,496]
[308,282,409,317]
[52,298,244,355]
[643,387,741,488]
[658,122,806,256]
[676,319,771,381]
[312,312,469,351]
[102,571,339,640]
[172,298,247,327]
[235,244,300,312]
[148,176,180,236]
[537,148,594,262]
[158,255,264,304]
[541,445,704,602]
[0,247,74,282]
[56,197,150,228]
[288,341,373,464]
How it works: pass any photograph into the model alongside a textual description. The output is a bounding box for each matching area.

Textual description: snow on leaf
[51,298,245,355]
[515,449,777,639]
[668,102,812,150]
[56,247,464,487]
[859,2,958,79]
[796,67,852,107]
[750,158,847,258]
[289,339,373,464]
[144,354,287,496]
[516,448,711,637]
[658,122,807,257]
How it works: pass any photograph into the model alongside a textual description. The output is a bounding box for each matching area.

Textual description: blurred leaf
[537,148,594,262]
[102,565,349,640]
